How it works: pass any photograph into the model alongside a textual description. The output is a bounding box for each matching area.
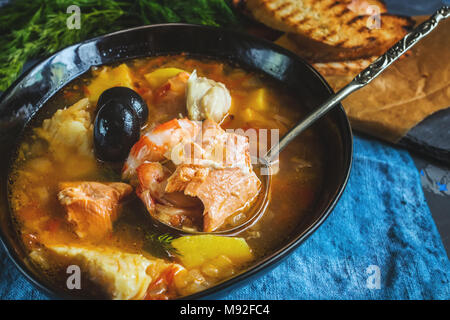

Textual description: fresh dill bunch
[0,0,126,90]
[0,0,240,91]
[132,0,238,26]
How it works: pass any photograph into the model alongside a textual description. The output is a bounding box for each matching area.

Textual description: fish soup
[9,55,325,299]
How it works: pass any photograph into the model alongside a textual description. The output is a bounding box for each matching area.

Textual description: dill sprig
[143,232,180,260]
[0,0,240,91]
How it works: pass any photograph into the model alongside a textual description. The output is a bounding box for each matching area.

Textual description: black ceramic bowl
[0,24,352,299]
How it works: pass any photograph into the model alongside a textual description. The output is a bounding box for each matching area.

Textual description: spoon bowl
[149,158,273,236]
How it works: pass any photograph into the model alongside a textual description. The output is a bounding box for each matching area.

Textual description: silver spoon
[155,6,449,235]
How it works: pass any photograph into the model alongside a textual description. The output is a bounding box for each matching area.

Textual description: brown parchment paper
[277,17,450,143]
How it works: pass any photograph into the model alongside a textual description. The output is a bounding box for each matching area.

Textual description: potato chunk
[144,67,187,89]
[171,235,253,269]
[86,64,134,101]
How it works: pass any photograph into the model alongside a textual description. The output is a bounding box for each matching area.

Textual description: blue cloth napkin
[1,134,449,300]
[223,135,450,300]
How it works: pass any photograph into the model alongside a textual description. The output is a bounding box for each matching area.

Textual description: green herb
[143,232,180,259]
[0,0,240,91]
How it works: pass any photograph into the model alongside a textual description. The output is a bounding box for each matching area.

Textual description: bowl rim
[0,23,353,300]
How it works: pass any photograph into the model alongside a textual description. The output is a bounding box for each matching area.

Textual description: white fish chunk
[186,70,231,123]
[47,245,178,300]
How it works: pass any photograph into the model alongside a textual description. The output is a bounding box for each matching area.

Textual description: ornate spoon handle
[266,6,450,163]
[354,6,449,86]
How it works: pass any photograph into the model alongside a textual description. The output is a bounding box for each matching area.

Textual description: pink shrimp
[122,118,200,180]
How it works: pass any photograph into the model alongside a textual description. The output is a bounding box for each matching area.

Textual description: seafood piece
[195,119,250,171]
[57,181,132,240]
[130,119,260,232]
[122,118,201,180]
[165,164,210,193]
[166,165,260,232]
[34,98,93,163]
[186,70,231,123]
[153,71,190,119]
[135,162,169,213]
[169,121,260,231]
[136,162,203,229]
[47,245,185,300]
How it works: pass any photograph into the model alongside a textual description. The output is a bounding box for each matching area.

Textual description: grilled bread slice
[276,32,381,62]
[246,0,413,60]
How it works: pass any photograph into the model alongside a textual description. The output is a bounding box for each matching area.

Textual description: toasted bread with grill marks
[276,32,380,62]
[246,0,413,58]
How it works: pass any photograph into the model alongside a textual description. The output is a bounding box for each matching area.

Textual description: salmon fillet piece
[193,119,250,169]
[166,120,260,232]
[165,164,210,192]
[58,181,132,240]
[133,119,261,232]
[166,165,260,232]
[136,162,203,228]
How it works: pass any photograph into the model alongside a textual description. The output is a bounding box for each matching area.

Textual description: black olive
[97,87,148,127]
[94,99,140,162]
